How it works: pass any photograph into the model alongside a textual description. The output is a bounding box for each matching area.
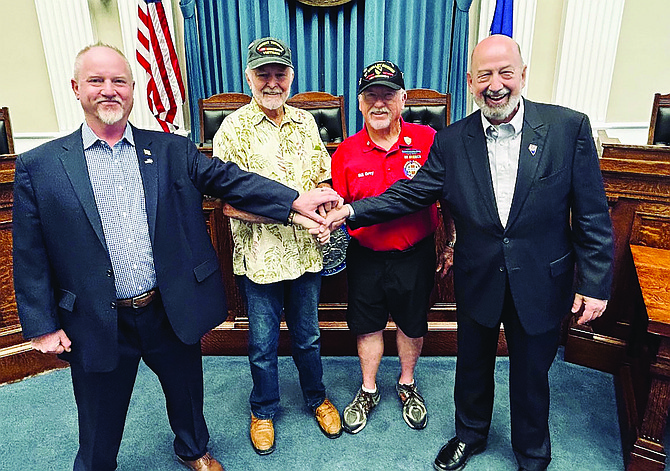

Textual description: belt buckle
[131,291,150,308]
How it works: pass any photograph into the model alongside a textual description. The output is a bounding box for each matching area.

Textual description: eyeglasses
[361,90,398,103]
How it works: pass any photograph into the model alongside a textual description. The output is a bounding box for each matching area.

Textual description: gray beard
[474,93,521,122]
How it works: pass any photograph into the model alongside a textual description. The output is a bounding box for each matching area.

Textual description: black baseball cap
[247,37,293,69]
[357,61,405,94]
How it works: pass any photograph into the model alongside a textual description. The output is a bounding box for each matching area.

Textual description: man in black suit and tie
[324,35,613,471]
[12,43,339,471]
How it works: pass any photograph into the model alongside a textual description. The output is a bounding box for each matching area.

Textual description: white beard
[98,106,124,125]
[253,89,288,111]
[474,89,521,122]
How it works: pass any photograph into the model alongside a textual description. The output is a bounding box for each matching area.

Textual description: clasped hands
[290,187,350,245]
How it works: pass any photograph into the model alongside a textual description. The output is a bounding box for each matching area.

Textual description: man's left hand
[571,293,608,325]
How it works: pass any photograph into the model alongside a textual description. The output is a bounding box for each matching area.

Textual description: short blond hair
[73,42,133,81]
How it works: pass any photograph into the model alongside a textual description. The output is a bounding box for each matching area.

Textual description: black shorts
[346,235,436,338]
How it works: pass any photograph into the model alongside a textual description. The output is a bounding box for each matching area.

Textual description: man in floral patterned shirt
[213,37,342,455]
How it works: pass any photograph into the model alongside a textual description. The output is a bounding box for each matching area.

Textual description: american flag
[136,0,185,132]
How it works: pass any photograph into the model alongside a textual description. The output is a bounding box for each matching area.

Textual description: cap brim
[248,57,293,69]
[358,81,402,94]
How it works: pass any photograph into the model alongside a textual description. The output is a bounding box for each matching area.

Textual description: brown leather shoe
[250,414,275,455]
[315,398,342,438]
[177,452,224,471]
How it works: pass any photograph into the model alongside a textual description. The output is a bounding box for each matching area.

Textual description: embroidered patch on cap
[255,39,286,57]
[358,60,405,94]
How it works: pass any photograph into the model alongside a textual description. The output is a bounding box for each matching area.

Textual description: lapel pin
[528,144,537,156]
[143,149,151,156]
[404,136,412,145]
[144,158,153,164]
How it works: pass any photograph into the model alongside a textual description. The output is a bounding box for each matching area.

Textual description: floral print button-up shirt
[213,99,331,284]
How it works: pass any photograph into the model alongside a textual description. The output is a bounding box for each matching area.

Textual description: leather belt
[117,289,158,309]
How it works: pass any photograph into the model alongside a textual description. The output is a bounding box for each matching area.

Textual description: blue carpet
[0,350,623,470]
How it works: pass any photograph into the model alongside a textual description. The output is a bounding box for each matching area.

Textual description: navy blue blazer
[350,100,613,335]
[13,125,298,372]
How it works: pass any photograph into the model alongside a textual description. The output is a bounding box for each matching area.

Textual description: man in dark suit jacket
[12,44,339,471]
[324,35,613,471]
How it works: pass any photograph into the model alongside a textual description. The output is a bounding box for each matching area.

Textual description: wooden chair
[286,91,347,154]
[401,89,451,131]
[0,107,15,155]
[647,92,670,145]
[198,93,252,147]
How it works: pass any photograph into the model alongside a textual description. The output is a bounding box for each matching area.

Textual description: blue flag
[490,0,513,37]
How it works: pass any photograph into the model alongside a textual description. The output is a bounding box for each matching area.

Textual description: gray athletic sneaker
[396,381,427,429]
[342,387,381,434]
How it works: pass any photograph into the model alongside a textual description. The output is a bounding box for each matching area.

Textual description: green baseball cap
[247,37,293,69]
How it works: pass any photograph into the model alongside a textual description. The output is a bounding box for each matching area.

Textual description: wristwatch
[286,210,296,225]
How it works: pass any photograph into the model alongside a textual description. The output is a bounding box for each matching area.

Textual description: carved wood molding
[296,0,354,6]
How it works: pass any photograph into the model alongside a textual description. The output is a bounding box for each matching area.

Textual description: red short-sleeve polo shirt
[331,120,439,251]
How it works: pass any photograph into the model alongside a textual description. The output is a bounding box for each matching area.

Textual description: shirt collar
[363,117,409,152]
[480,96,525,136]
[81,121,134,149]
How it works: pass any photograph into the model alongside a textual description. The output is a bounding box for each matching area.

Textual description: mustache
[371,107,390,113]
[97,99,122,105]
[485,88,510,98]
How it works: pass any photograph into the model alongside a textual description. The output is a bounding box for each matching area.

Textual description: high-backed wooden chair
[648,93,670,145]
[286,92,347,154]
[0,107,15,155]
[402,89,451,131]
[198,93,252,147]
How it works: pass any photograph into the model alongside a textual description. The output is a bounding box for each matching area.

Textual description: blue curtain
[449,0,473,122]
[180,0,470,139]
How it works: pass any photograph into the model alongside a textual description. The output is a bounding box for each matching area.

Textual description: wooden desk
[628,244,670,470]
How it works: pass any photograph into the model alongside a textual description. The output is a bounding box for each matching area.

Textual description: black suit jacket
[13,125,298,372]
[350,100,613,335]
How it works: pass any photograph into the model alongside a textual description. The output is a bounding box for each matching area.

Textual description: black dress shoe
[433,436,485,471]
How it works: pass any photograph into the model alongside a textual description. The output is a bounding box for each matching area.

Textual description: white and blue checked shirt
[82,123,156,299]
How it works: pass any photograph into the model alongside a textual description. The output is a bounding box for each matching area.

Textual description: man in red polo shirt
[331,61,440,434]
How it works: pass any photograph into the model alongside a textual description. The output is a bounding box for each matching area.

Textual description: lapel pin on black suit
[528,143,538,156]
[143,148,153,163]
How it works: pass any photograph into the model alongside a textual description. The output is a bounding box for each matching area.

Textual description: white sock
[361,384,377,394]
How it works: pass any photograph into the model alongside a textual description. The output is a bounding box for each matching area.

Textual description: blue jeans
[240,272,326,419]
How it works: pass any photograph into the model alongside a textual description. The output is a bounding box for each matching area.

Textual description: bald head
[470,35,524,73]
[467,35,526,124]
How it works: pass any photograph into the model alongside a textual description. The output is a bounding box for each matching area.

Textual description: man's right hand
[292,187,342,224]
[31,329,72,354]
[323,204,351,231]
